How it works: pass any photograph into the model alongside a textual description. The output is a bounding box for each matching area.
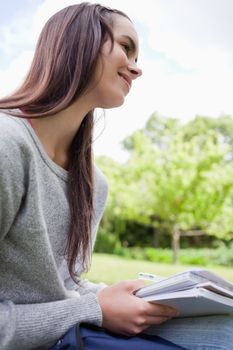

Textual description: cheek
[108,46,128,68]
[116,50,128,66]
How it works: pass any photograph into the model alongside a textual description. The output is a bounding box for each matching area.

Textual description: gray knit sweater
[0,114,108,350]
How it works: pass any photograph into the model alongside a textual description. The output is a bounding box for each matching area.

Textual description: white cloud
[0,51,34,96]
[31,0,76,38]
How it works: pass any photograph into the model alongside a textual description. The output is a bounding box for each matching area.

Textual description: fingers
[133,298,179,318]
[119,279,146,294]
[146,302,179,318]
[120,316,172,336]
[121,302,178,335]
[97,280,179,337]
[142,315,173,326]
[138,303,178,327]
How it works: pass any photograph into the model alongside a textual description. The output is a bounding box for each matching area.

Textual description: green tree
[121,128,233,262]
[96,113,233,262]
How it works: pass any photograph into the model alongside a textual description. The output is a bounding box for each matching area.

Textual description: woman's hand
[97,280,178,336]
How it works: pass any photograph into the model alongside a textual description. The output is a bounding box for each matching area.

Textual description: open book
[135,269,233,317]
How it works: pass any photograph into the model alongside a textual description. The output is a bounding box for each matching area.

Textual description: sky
[0,0,233,162]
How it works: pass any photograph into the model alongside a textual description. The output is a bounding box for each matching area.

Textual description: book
[135,269,233,317]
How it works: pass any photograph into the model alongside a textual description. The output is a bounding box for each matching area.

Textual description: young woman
[0,3,232,350]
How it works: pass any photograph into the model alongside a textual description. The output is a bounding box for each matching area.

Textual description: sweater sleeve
[0,294,103,350]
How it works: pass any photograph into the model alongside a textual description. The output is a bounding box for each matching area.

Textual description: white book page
[136,269,233,298]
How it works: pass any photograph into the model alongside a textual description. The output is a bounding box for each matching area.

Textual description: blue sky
[1,0,233,161]
[0,1,41,24]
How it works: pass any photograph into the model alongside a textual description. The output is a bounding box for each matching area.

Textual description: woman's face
[91,14,142,109]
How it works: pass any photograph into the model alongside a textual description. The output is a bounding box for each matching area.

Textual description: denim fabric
[50,324,185,350]
[50,315,233,350]
[144,315,233,350]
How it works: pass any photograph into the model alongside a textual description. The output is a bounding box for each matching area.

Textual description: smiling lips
[118,72,132,90]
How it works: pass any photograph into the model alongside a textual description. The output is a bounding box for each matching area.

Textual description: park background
[0,0,233,282]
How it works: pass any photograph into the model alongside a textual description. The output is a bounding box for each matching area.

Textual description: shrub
[95,231,233,267]
[94,229,120,254]
[145,248,172,263]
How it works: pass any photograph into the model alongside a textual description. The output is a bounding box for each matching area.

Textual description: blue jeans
[49,315,233,350]
[50,323,185,349]
[144,315,233,350]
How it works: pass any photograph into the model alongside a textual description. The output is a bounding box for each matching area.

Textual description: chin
[102,95,126,109]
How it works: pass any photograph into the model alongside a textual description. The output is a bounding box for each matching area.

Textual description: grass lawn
[85,253,233,285]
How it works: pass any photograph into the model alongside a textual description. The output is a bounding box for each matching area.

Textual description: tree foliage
[96,113,233,261]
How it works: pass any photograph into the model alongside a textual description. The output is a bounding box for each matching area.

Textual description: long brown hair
[0,3,130,282]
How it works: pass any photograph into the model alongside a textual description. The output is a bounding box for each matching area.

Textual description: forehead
[112,14,139,49]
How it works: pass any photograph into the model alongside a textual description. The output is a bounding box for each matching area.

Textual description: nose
[128,62,143,80]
